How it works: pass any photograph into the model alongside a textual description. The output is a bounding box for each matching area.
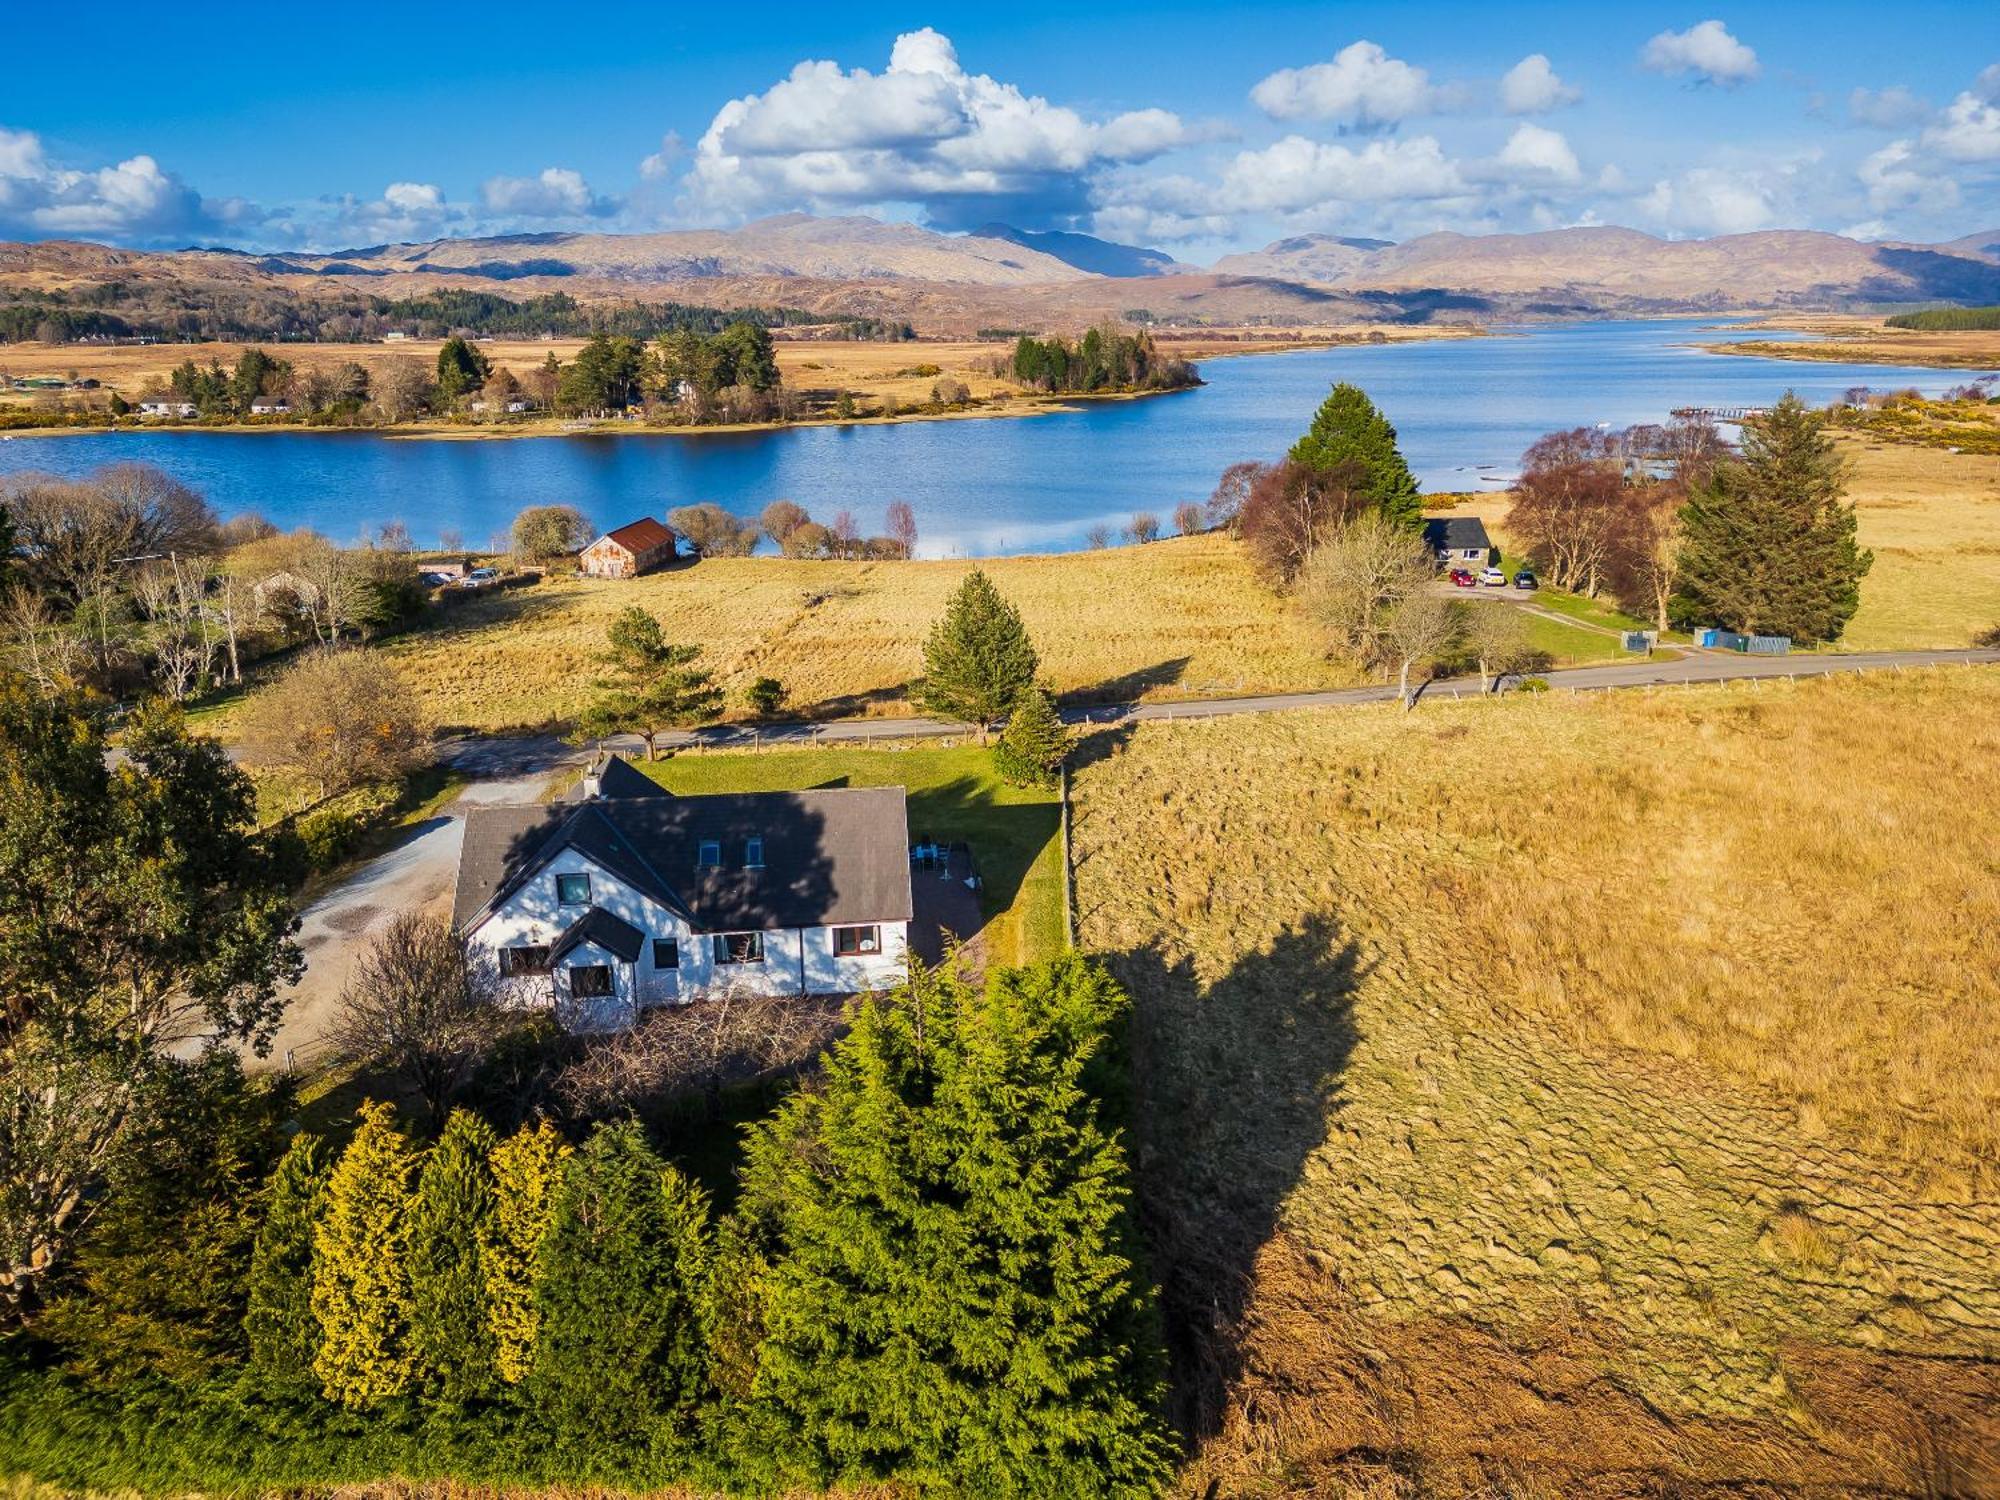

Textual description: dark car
[1512,569,1539,590]
[1448,568,1477,587]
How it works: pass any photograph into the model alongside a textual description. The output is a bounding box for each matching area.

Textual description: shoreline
[0,325,1483,443]
[1689,316,2000,372]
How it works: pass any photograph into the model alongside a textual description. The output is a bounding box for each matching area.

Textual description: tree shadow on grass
[1107,912,1366,1444]
[1065,656,1193,708]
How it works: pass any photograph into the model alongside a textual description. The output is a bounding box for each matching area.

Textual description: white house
[249,395,290,415]
[452,756,913,1031]
[139,400,197,418]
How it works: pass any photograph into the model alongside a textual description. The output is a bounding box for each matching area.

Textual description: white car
[1479,567,1508,587]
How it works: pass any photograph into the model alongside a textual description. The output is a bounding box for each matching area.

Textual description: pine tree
[530,1121,712,1455]
[245,1129,330,1391]
[1289,382,1422,528]
[311,1100,419,1408]
[995,683,1070,789]
[574,606,724,760]
[407,1108,498,1406]
[912,570,1040,737]
[1673,393,1872,643]
[483,1119,571,1386]
[737,956,1174,1497]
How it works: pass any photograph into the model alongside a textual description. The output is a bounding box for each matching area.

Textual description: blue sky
[2,1,1995,257]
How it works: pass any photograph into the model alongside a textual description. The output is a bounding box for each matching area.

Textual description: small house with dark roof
[452,755,912,1030]
[1421,516,1494,568]
[579,516,678,579]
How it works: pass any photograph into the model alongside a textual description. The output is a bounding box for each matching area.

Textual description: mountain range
[6,215,2000,333]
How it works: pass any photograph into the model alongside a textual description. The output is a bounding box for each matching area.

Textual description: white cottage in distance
[452,756,913,1029]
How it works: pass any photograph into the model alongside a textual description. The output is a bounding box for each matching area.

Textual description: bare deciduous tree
[1173,501,1204,537]
[0,583,87,695]
[329,914,495,1128]
[1238,458,1369,586]
[1460,602,1548,692]
[555,988,844,1122]
[1297,513,1436,667]
[1380,590,1464,707]
[1507,429,1637,597]
[132,554,219,700]
[238,648,428,797]
[885,500,918,558]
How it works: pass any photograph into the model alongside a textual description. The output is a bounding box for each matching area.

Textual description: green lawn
[638,745,1067,968]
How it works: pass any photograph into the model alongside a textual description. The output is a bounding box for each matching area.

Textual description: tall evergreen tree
[407,1108,498,1406]
[995,683,1070,789]
[311,1100,419,1408]
[736,956,1174,1497]
[434,336,491,402]
[530,1121,712,1456]
[244,1129,331,1391]
[1289,382,1422,528]
[575,607,724,760]
[1673,392,1872,643]
[912,570,1040,737]
[483,1119,570,1386]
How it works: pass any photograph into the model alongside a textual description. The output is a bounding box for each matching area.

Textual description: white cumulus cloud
[682,28,1194,227]
[1923,90,2000,162]
[1499,55,1580,115]
[480,166,614,219]
[0,126,217,240]
[1858,140,1959,214]
[1250,41,1439,128]
[1217,134,1465,214]
[1488,123,1582,184]
[1640,20,1760,87]
[1847,86,1929,130]
[1639,166,1774,233]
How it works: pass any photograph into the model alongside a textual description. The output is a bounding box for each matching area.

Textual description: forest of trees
[1009,325,1199,394]
[1883,305,2000,331]
[0,282,911,346]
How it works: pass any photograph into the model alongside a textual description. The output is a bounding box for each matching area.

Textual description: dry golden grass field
[1700,315,2000,369]
[1070,669,2000,1495]
[376,535,1353,732]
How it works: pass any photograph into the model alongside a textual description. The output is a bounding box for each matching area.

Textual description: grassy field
[1070,669,2000,1493]
[1697,315,2000,369]
[375,535,1349,733]
[634,744,1065,969]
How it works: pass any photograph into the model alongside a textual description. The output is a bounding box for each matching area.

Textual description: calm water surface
[0,319,1984,556]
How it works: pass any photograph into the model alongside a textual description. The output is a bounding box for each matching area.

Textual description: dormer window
[697,840,721,869]
[745,837,764,869]
[556,873,591,906]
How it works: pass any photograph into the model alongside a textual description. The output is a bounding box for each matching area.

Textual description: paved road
[478,648,2000,764]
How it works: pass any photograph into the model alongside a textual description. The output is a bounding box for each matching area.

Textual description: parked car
[1480,567,1508,587]
[1512,569,1539,590]
[1448,568,1477,588]
[450,567,502,591]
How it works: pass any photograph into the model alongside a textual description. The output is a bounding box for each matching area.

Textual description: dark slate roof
[455,765,912,935]
[551,905,645,964]
[597,517,676,554]
[559,756,671,803]
[1422,516,1493,552]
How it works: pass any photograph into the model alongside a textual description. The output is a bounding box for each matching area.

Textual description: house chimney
[582,758,604,800]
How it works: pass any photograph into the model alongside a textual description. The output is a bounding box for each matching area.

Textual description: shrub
[311,1100,419,1408]
[293,782,401,871]
[746,676,786,718]
[238,649,428,799]
[408,1109,499,1406]
[483,1120,572,1386]
[511,504,592,563]
[245,1131,331,1392]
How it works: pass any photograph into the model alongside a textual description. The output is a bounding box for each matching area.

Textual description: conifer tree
[1673,392,1872,644]
[482,1118,570,1385]
[530,1121,712,1453]
[407,1108,498,1406]
[737,956,1174,1496]
[245,1129,330,1391]
[912,570,1040,738]
[1289,381,1422,528]
[311,1100,419,1408]
[995,683,1070,789]
[575,606,724,760]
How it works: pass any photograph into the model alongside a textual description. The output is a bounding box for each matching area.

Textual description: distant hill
[970,223,1184,278]
[8,216,2000,338]
[1212,225,2000,311]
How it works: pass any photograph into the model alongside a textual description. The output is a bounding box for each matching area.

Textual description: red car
[1448,568,1477,587]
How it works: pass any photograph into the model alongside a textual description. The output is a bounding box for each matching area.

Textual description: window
[499,945,552,977]
[744,837,765,869]
[556,872,591,906]
[697,840,721,869]
[833,925,882,957]
[567,964,614,998]
[652,938,679,970]
[714,932,765,965]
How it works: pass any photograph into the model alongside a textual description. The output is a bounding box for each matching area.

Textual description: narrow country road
[492,647,2000,762]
